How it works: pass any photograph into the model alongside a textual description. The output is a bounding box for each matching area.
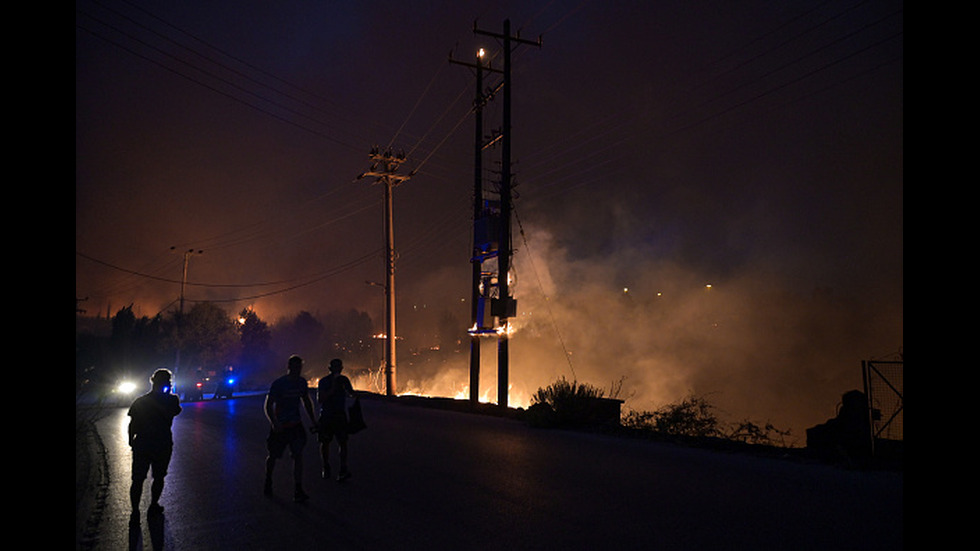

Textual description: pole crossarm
[358,148,413,186]
[361,171,411,185]
[473,21,543,48]
[449,56,504,75]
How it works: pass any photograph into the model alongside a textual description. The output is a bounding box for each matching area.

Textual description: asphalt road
[84,393,902,550]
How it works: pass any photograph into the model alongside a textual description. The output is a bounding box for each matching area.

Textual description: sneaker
[321,466,331,480]
[336,469,351,482]
[148,503,164,516]
[294,488,310,502]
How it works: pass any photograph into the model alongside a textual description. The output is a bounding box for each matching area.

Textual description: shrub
[623,394,792,446]
[726,420,792,447]
[528,377,606,428]
[623,394,721,438]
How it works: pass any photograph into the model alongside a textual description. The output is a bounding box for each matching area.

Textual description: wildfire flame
[345,366,532,409]
[467,322,516,338]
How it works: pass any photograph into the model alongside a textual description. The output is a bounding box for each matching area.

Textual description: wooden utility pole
[171,246,202,386]
[358,149,411,396]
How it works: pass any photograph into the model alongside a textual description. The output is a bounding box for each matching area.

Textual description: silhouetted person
[128,368,182,525]
[317,358,356,481]
[806,389,873,466]
[264,355,318,502]
[837,389,873,462]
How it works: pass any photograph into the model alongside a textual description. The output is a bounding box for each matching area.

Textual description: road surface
[81,393,902,550]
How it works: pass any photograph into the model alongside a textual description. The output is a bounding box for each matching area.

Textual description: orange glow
[344,365,532,409]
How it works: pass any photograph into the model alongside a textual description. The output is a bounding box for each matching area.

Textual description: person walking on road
[317,358,356,482]
[264,355,318,502]
[128,368,182,524]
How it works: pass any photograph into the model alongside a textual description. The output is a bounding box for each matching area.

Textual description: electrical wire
[77,0,901,312]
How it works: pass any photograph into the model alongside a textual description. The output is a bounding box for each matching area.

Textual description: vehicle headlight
[117,381,138,394]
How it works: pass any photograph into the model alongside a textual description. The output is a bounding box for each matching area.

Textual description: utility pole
[171,246,203,386]
[358,148,412,396]
[458,19,540,409]
[451,47,501,406]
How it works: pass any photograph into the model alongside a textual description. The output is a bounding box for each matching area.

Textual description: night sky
[76,0,903,442]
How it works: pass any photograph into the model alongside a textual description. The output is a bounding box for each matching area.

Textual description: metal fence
[863,359,903,442]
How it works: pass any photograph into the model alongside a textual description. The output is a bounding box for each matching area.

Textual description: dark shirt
[317,373,354,415]
[128,391,182,453]
[268,374,310,426]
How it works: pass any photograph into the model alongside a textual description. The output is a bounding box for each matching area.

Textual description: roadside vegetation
[526,377,793,449]
[622,394,792,447]
[525,377,608,428]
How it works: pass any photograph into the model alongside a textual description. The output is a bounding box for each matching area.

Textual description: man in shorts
[128,368,182,524]
[317,358,356,481]
[264,355,318,502]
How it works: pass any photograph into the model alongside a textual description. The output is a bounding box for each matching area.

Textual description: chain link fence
[863,359,903,443]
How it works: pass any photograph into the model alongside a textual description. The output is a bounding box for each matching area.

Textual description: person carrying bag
[316,359,358,481]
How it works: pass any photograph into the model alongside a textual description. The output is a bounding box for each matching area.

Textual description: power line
[76,249,381,291]
[75,15,367,153]
[77,1,900,315]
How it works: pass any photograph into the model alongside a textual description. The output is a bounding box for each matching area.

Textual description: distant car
[184,381,205,401]
[213,375,235,399]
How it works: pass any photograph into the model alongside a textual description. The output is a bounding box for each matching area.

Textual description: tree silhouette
[176,302,240,371]
[238,307,274,382]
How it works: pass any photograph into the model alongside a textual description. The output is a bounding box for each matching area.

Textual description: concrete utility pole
[358,149,412,396]
[451,47,501,405]
[471,51,486,405]
[460,19,539,409]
